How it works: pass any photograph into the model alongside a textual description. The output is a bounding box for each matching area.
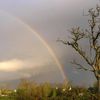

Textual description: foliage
[0,81,99,100]
[4,80,97,100]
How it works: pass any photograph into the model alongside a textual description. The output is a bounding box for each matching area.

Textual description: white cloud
[0,58,54,73]
[0,58,64,82]
[0,59,24,72]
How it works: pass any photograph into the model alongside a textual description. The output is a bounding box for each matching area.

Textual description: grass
[0,96,14,100]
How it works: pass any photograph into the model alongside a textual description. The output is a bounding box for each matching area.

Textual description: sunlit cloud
[0,59,24,72]
[0,58,64,82]
[0,58,50,72]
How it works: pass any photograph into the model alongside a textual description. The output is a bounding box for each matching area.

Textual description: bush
[13,79,99,100]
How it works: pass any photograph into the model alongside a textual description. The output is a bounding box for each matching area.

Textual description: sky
[0,0,99,86]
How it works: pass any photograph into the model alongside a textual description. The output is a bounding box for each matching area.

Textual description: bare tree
[58,5,100,97]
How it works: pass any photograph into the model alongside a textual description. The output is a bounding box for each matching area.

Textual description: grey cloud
[0,0,98,86]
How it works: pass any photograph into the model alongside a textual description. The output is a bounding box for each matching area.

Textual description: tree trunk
[97,77,100,99]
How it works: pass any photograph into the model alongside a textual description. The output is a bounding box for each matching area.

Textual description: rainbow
[0,10,67,82]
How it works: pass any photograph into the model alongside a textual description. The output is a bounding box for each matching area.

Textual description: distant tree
[58,5,100,98]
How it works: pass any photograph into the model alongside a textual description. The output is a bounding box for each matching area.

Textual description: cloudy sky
[0,0,99,86]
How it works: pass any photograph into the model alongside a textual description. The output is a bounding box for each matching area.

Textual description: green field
[0,97,14,100]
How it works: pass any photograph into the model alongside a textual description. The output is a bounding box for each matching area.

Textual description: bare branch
[93,31,100,45]
[71,60,94,72]
[57,37,93,66]
[70,27,85,42]
[58,6,100,89]
[58,5,100,93]
[57,38,72,45]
